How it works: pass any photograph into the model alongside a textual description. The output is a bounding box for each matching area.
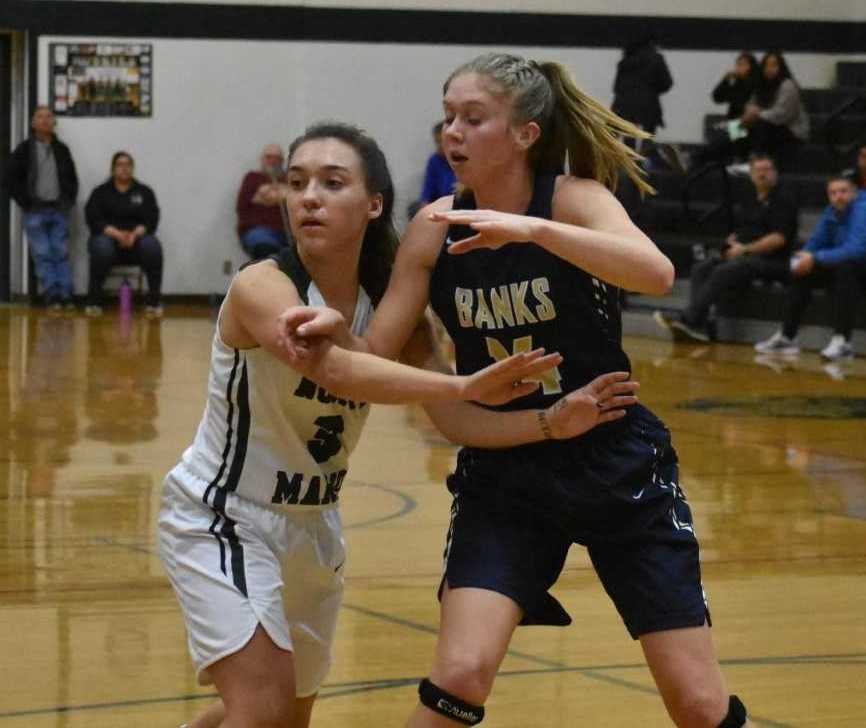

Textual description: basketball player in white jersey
[162,122,636,728]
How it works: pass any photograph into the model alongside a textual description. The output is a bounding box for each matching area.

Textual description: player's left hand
[429,209,540,254]
[461,348,563,405]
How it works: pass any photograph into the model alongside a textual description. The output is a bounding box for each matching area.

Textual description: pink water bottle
[119,277,133,315]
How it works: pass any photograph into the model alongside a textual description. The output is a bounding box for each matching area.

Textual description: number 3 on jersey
[486,335,562,395]
[307,415,344,463]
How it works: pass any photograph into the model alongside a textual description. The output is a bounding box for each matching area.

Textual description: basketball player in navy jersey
[164,122,639,728]
[284,56,753,728]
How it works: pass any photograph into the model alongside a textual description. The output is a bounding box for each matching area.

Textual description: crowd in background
[2,48,865,359]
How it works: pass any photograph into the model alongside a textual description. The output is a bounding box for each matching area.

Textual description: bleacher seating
[627,61,866,351]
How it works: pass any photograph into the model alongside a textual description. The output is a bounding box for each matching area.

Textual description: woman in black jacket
[711,52,759,120]
[611,32,674,138]
[84,151,164,316]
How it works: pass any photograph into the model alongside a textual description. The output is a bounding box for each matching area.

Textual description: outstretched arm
[434,177,674,295]
[222,260,561,406]
[400,317,639,448]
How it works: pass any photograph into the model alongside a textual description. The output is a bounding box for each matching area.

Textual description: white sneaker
[145,304,164,319]
[820,334,854,360]
[670,319,710,343]
[84,305,103,317]
[822,363,847,381]
[653,310,674,331]
[754,331,800,355]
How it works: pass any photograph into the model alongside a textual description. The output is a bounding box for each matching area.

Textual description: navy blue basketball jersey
[429,174,632,413]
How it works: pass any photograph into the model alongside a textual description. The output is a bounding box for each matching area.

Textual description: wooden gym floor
[1,305,864,727]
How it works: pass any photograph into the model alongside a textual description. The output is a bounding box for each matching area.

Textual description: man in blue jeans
[4,106,79,308]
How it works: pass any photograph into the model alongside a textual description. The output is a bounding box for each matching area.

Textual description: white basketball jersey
[173,270,373,514]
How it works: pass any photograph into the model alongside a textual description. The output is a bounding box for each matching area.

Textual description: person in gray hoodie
[741,51,809,170]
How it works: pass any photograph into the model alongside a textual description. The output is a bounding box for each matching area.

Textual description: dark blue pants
[24,210,73,301]
[782,261,866,340]
[685,254,790,327]
[240,226,287,260]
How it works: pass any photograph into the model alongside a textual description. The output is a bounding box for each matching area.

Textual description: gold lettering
[474,289,496,329]
[485,334,562,395]
[485,336,510,362]
[455,288,474,328]
[532,277,556,321]
[490,285,515,328]
[509,281,537,325]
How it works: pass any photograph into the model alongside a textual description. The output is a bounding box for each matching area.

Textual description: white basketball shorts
[158,464,345,697]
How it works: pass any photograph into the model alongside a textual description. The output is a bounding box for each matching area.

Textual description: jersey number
[486,335,563,395]
[307,415,345,463]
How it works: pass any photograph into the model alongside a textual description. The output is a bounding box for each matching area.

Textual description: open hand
[461,348,563,405]
[545,371,639,439]
[430,209,540,254]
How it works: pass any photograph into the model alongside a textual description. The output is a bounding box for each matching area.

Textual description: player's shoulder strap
[274,246,312,303]
[237,246,312,304]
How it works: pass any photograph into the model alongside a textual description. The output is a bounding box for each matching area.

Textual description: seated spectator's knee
[89,235,117,263]
[242,227,284,260]
[137,235,163,261]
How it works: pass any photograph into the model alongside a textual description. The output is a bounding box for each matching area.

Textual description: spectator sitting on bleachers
[236,143,288,260]
[407,122,456,219]
[755,174,866,360]
[84,151,163,317]
[712,52,760,120]
[689,52,761,168]
[684,51,808,175]
[740,51,809,171]
[843,144,866,190]
[654,154,797,342]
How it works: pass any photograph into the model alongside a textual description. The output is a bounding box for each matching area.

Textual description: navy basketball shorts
[440,405,710,639]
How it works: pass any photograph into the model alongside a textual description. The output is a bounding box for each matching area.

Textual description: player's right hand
[545,371,639,438]
[277,306,347,361]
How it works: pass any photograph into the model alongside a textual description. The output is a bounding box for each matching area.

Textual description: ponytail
[536,61,654,196]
